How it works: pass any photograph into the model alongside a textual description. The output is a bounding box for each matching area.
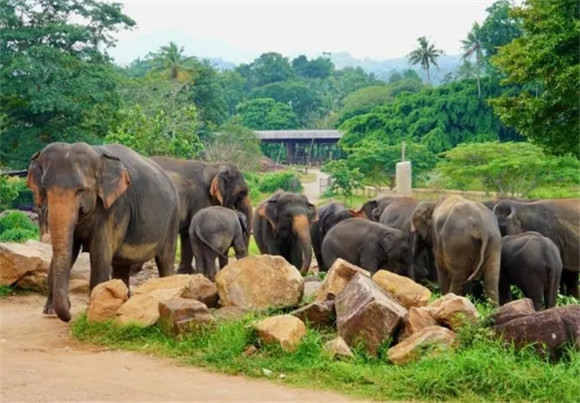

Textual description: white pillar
[396,161,412,197]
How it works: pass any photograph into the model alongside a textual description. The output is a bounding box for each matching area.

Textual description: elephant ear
[98,153,130,210]
[493,202,513,218]
[257,195,279,230]
[210,172,226,205]
[237,212,249,235]
[27,151,44,207]
[379,232,395,255]
[308,202,318,223]
[410,202,434,240]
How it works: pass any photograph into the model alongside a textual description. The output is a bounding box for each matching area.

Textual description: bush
[257,171,303,193]
[0,211,38,242]
[0,176,34,212]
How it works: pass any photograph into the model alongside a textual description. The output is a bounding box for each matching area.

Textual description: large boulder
[116,275,213,326]
[491,299,536,326]
[0,240,90,292]
[399,307,439,341]
[303,279,322,301]
[291,300,335,330]
[388,326,457,365]
[215,255,304,309]
[316,258,370,301]
[254,315,306,352]
[493,305,580,356]
[426,293,479,330]
[87,280,129,322]
[371,270,431,308]
[335,273,407,355]
[158,298,215,336]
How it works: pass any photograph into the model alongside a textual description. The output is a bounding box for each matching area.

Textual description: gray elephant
[411,195,501,304]
[500,232,562,310]
[378,197,435,283]
[310,201,358,272]
[253,191,317,275]
[151,157,252,274]
[493,198,580,298]
[189,206,248,281]
[321,218,413,277]
[27,143,179,322]
[358,196,398,221]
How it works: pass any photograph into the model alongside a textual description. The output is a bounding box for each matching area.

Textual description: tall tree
[148,41,198,84]
[461,23,484,98]
[479,0,523,58]
[489,0,580,157]
[0,0,135,168]
[407,36,444,84]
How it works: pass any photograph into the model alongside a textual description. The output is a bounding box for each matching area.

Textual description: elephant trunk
[293,214,313,275]
[239,195,253,246]
[47,189,78,322]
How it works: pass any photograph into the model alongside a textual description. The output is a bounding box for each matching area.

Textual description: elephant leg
[449,269,470,297]
[435,254,450,295]
[177,231,194,274]
[204,252,218,281]
[561,269,579,299]
[88,235,114,296]
[44,241,81,315]
[498,274,512,306]
[191,237,205,276]
[112,264,132,292]
[155,235,177,278]
[232,231,247,261]
[218,254,229,269]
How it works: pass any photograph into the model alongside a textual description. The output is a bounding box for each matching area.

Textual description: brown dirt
[1,293,370,402]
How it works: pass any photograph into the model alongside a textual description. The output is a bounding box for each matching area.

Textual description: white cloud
[108,0,495,65]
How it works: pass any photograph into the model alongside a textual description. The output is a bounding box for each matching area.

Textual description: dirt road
[301,169,329,205]
[1,294,368,402]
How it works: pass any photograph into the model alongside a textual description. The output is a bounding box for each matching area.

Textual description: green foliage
[235,98,299,130]
[407,36,444,84]
[0,176,19,212]
[321,160,363,201]
[256,171,303,193]
[237,52,296,88]
[105,104,202,159]
[489,0,580,158]
[0,0,135,169]
[72,304,580,403]
[0,210,38,242]
[292,55,334,79]
[479,0,523,58]
[0,285,14,298]
[202,122,263,172]
[438,142,580,196]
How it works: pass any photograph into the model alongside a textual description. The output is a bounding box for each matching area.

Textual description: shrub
[0,211,38,242]
[0,176,34,212]
[257,171,303,193]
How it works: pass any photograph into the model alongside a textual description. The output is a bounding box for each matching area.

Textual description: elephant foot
[43,299,55,316]
[176,265,194,275]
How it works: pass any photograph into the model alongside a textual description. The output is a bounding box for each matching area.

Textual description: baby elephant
[500,231,562,310]
[321,218,413,277]
[189,206,249,281]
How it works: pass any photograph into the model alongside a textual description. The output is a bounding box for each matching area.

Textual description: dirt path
[301,169,329,205]
[0,294,371,402]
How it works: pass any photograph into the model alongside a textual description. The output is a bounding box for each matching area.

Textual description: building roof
[255,130,342,141]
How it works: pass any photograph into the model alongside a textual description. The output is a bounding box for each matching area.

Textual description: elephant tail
[194,227,228,259]
[467,235,488,283]
[545,244,563,309]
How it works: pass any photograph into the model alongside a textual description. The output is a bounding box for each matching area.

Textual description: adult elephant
[321,218,413,277]
[151,157,252,274]
[500,232,562,310]
[493,198,580,298]
[27,143,179,322]
[358,196,398,221]
[310,201,358,272]
[189,206,248,281]
[253,191,317,275]
[378,197,436,283]
[411,195,501,304]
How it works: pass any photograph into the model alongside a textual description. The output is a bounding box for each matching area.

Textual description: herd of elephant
[26,142,579,322]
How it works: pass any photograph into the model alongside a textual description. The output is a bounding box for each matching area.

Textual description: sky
[108,0,497,66]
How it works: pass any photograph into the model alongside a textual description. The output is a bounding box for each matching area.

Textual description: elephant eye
[76,187,87,196]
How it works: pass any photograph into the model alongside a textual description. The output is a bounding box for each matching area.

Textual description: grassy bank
[72,310,580,403]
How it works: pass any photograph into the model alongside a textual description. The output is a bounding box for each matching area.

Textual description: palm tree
[407,36,444,84]
[461,23,484,98]
[149,41,198,84]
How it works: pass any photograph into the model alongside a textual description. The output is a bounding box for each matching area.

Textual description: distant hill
[204,57,236,71]
[329,52,462,84]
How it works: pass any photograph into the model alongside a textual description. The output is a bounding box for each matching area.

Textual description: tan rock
[291,300,335,330]
[87,280,129,322]
[158,298,215,336]
[324,337,354,359]
[215,255,304,309]
[399,307,438,341]
[179,274,218,308]
[254,315,306,352]
[303,280,322,301]
[372,270,431,308]
[427,293,479,330]
[315,258,370,301]
[335,273,407,355]
[388,326,457,365]
[69,279,90,294]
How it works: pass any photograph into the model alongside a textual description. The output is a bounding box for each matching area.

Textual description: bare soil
[1,293,368,402]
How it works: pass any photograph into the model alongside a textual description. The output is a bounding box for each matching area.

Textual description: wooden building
[256,130,344,165]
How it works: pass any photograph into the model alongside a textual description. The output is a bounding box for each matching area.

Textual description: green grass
[71,309,580,403]
[0,285,14,298]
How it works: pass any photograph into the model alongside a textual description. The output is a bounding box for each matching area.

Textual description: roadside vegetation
[72,302,579,403]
